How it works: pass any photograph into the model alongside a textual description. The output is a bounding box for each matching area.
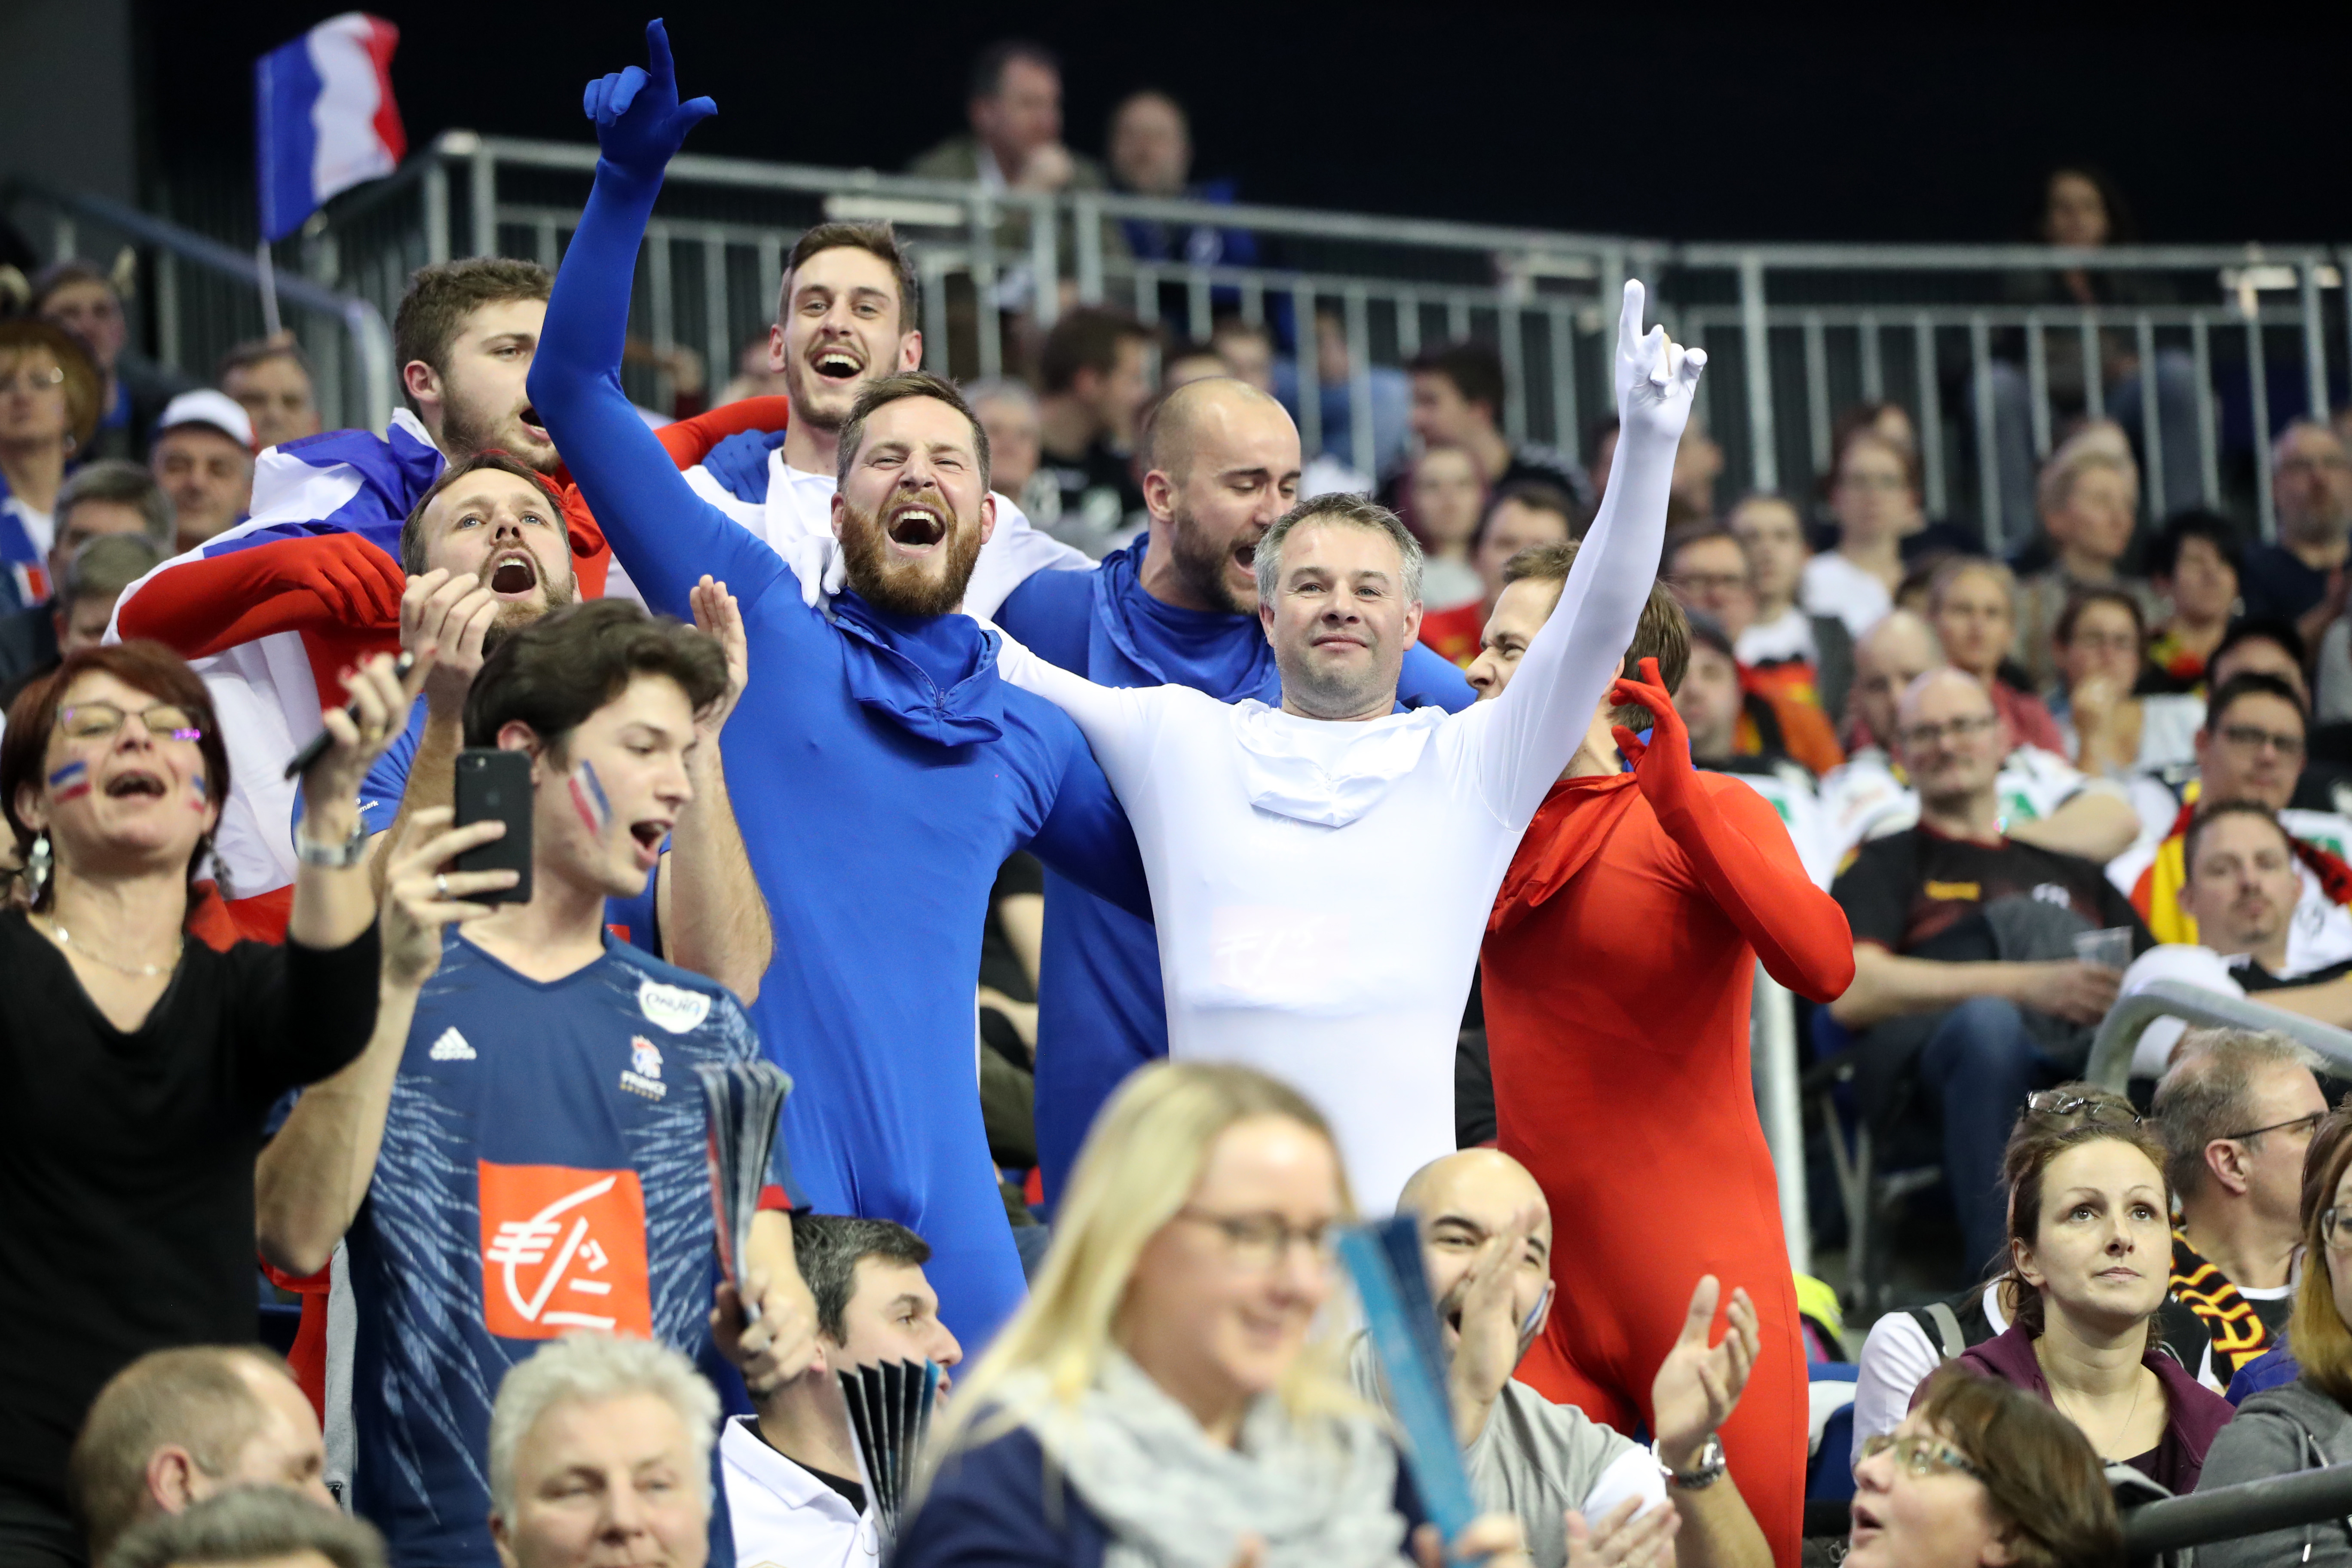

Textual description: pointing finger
[645,16,676,84]
[1617,278,1647,361]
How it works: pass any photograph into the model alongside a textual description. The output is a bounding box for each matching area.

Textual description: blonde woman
[2015,425,2157,692]
[895,1062,1549,1568]
[1922,557,2070,756]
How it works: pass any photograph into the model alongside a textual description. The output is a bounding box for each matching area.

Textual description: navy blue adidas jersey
[346,932,794,1567]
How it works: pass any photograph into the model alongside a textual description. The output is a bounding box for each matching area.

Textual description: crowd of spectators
[15,25,2352,1568]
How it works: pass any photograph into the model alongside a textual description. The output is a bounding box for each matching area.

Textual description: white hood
[1228,701,1449,827]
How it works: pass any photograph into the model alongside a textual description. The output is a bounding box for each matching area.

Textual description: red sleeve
[1657,776,1857,1002]
[116,534,405,658]
[654,395,790,468]
[756,1185,794,1213]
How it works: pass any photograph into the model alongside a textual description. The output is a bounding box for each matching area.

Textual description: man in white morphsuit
[980,282,1705,1207]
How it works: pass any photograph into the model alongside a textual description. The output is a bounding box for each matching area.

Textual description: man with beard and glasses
[529,23,1148,1347]
[984,278,1706,1216]
[108,257,789,929]
[989,374,1473,1204]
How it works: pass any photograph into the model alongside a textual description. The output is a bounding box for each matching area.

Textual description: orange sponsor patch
[477,1161,652,1340]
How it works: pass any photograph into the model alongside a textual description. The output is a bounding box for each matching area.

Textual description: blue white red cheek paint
[190,772,208,812]
[47,761,90,802]
[567,759,612,837]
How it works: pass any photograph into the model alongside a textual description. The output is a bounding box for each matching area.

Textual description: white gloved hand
[1612,279,1706,451]
[778,530,848,610]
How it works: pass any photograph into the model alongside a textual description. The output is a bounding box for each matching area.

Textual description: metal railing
[2085,979,2352,1092]
[1,179,395,436]
[2125,1462,2352,1563]
[1753,973,1809,1275]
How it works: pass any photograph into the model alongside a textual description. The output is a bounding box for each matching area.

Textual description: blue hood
[829,590,1006,747]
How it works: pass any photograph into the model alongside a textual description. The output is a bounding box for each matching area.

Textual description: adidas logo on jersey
[429,1027,477,1062]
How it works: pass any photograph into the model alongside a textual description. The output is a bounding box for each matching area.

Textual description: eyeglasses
[0,365,65,397]
[1174,1207,1338,1271]
[1896,713,1999,750]
[1838,472,1911,494]
[2026,1090,2143,1126]
[2216,723,2306,759]
[2224,1111,2324,1144]
[2323,1207,2352,1251]
[2067,631,2142,655]
[1674,571,1751,596]
[1858,1433,1984,1481]
[57,702,205,744]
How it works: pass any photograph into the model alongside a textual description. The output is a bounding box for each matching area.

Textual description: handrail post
[1073,194,1103,305]
[1028,194,1059,332]
[2302,256,2330,432]
[1752,971,1809,1275]
[1738,252,1777,493]
[469,141,497,257]
[423,156,450,266]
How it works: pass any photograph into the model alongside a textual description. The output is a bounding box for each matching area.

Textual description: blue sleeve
[892,1427,1100,1568]
[528,158,784,617]
[1398,642,1475,714]
[292,701,420,837]
[996,567,1096,675]
[1024,719,1152,924]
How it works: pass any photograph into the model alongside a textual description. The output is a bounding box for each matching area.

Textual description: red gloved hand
[1608,656,1697,806]
[302,531,407,628]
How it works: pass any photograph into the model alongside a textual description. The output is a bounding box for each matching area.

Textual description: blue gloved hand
[705,427,786,505]
[581,18,716,184]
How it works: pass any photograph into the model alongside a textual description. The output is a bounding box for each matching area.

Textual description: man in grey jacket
[1358,1150,1772,1568]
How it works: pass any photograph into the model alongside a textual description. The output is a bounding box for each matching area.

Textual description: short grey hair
[2152,1027,2326,1199]
[105,1485,386,1568]
[1253,493,1424,609]
[56,459,171,548]
[487,1334,721,1523]
[959,375,1038,415]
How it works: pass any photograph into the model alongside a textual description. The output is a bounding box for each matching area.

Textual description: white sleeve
[1580,1446,1669,1521]
[984,622,1155,784]
[963,491,1095,622]
[2119,946,2246,1076]
[1849,1314,1940,1470]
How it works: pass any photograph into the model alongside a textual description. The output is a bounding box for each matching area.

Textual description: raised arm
[656,577,775,1000]
[527,21,781,617]
[1475,281,1704,823]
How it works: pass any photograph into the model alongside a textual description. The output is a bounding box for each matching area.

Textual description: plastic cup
[2073,927,2133,974]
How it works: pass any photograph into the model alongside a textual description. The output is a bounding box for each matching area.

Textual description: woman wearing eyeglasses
[0,317,103,614]
[2196,1102,2352,1565]
[1936,1086,2235,1494]
[0,639,419,1566]
[896,1061,1550,1568]
[1852,1364,2122,1568]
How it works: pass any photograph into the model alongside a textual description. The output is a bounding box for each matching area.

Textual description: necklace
[2052,1368,2148,1461]
[35,915,181,979]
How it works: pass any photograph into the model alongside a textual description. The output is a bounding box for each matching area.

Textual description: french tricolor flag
[254,14,406,243]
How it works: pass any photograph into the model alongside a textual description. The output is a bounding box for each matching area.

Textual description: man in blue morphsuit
[527,21,1148,1347]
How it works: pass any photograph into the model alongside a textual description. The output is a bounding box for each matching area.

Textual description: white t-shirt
[1736,605,1820,669]
[1800,552,1893,641]
[2117,945,2258,1077]
[2051,692,2206,777]
[718,1416,879,1568]
[1849,1283,2009,1468]
[2106,805,2352,978]
[1817,745,2110,865]
[1727,763,1836,889]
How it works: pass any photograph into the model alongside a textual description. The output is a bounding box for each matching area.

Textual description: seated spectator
[2151,1028,2327,1384]
[1945,1087,2234,1491]
[1416,481,1576,667]
[1665,526,1841,775]
[0,317,104,611]
[1405,444,1488,612]
[488,1335,720,1568]
[28,534,166,694]
[1274,304,1406,489]
[215,337,322,453]
[2013,425,2155,693]
[2239,420,2352,643]
[1377,1149,1771,1568]
[714,333,790,408]
[1826,403,1975,568]
[723,1215,962,1568]
[894,1061,1536,1568]
[1728,491,1854,721]
[31,257,195,463]
[1161,340,1229,390]
[252,600,814,1568]
[1208,315,1275,394]
[107,1485,387,1568]
[962,376,1049,529]
[1850,1365,2122,1568]
[1802,426,1928,640]
[70,1347,334,1564]
[2116,674,2352,961]
[1032,308,1155,556]
[1830,668,2151,1277]
[2050,589,2203,776]
[1386,340,1583,512]
[148,391,254,551]
[1819,610,2139,865]
[0,458,171,695]
[2196,1098,2352,1564]
[1660,617,1833,885]
[1923,557,2070,755]
[2142,510,2242,695]
[0,643,401,1566]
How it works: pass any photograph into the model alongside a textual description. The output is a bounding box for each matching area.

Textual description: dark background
[135,1,2352,243]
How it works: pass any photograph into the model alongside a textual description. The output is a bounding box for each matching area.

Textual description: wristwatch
[294,814,369,869]
[1656,1434,1727,1491]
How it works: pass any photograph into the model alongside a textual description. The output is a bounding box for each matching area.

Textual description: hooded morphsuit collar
[1228,700,1447,827]
[829,589,1006,747]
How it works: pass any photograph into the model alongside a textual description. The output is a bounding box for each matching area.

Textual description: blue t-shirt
[346,932,793,1567]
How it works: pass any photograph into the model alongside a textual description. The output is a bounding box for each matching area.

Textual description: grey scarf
[1015,1349,1413,1568]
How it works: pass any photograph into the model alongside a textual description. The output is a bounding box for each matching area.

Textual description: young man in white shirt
[723,1216,962,1568]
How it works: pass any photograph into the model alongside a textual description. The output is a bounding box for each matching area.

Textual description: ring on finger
[435,873,450,899]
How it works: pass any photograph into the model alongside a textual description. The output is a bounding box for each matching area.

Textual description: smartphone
[453,748,533,904]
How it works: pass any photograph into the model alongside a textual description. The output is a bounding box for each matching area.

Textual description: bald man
[1829,668,2153,1274]
[1378,1151,1770,1568]
[1819,610,2139,864]
[989,376,1474,1200]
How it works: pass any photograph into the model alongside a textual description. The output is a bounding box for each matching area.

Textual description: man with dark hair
[216,338,322,453]
[1663,526,1842,776]
[530,24,1148,1349]
[107,1487,387,1568]
[1415,481,1577,666]
[70,1346,333,1564]
[2142,509,2241,695]
[1384,339,1583,511]
[2239,420,2352,639]
[722,1216,961,1565]
[909,40,1105,201]
[32,257,195,462]
[256,596,815,1568]
[0,460,169,692]
[1032,307,1155,555]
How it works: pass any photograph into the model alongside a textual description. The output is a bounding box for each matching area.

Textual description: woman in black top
[0,639,419,1567]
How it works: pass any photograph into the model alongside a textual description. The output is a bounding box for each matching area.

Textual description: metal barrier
[1752,972,1809,1275]
[0,179,395,436]
[2124,1462,2352,1562]
[2085,979,2352,1092]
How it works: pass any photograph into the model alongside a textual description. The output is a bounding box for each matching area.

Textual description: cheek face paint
[189,772,208,812]
[47,761,90,802]
[567,759,612,839]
